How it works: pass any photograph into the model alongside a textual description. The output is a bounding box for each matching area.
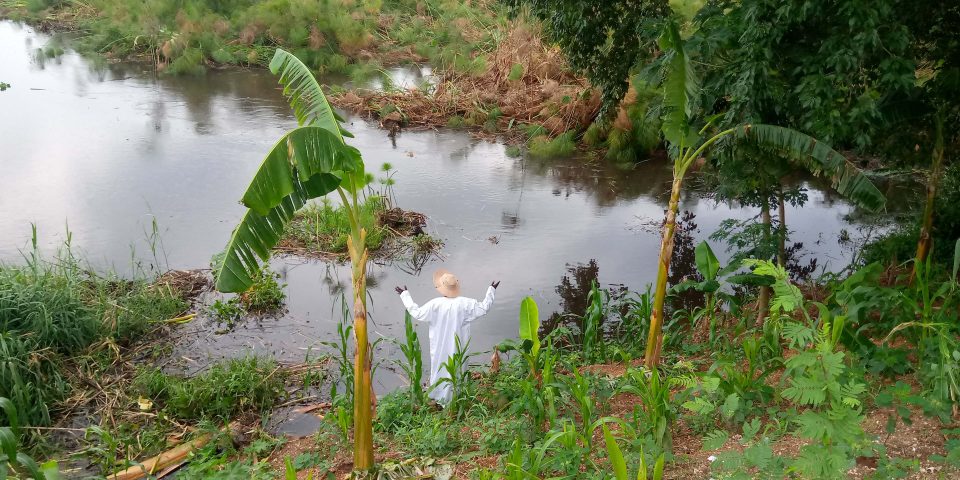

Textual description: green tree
[641,20,886,366]
[214,49,376,470]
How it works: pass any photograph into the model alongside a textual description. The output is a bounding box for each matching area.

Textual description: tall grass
[16,0,507,77]
[0,240,186,428]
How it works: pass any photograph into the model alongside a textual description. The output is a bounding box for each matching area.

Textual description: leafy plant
[1,397,61,479]
[394,312,425,409]
[603,424,665,480]
[782,319,867,478]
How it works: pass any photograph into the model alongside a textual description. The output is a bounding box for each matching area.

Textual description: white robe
[399,287,495,405]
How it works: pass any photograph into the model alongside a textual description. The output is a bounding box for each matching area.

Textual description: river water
[0,22,880,400]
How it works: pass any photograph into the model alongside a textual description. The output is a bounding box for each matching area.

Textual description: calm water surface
[0,22,874,396]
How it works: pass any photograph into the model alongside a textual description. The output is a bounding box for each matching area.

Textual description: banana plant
[642,20,887,367]
[213,49,375,470]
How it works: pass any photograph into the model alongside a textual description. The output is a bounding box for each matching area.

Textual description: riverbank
[12,247,960,479]
[1,1,618,157]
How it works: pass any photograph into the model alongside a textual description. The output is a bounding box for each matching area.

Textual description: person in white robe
[396,269,498,406]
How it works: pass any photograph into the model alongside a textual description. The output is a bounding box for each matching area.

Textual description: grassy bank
[2,0,613,158]
[2,0,506,78]
[0,245,188,431]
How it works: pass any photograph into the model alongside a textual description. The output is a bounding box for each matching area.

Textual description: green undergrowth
[133,357,285,422]
[7,0,507,79]
[272,247,960,479]
[285,195,387,255]
[0,244,187,430]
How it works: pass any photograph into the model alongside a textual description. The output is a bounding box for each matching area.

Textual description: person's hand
[394,285,407,294]
[491,281,500,289]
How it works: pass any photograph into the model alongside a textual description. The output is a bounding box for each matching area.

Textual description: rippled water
[0,22,877,398]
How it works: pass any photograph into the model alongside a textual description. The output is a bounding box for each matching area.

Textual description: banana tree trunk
[348,229,374,470]
[644,174,684,368]
[756,198,772,325]
[913,119,945,277]
[777,186,786,267]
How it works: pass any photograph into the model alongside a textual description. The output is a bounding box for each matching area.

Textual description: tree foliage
[505,0,670,116]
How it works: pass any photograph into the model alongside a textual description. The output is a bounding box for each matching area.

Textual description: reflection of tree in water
[542,259,600,341]
[667,211,705,313]
[517,155,676,207]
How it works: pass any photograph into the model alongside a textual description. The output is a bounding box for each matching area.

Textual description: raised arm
[398,287,431,321]
[467,284,496,321]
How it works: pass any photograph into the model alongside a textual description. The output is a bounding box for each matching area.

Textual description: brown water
[0,22,889,404]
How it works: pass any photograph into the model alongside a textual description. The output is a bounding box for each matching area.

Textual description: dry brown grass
[331,22,599,140]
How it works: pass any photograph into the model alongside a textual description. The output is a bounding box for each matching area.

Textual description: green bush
[134,357,285,422]
[528,131,576,158]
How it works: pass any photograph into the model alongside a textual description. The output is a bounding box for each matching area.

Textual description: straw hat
[433,269,461,298]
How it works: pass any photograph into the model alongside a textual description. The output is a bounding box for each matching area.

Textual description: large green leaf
[270,49,353,139]
[694,241,720,281]
[215,127,352,293]
[735,124,886,212]
[602,425,628,480]
[519,297,540,359]
[658,20,700,148]
[241,126,358,215]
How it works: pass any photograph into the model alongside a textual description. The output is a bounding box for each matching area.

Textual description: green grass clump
[505,145,522,157]
[0,247,187,428]
[528,131,577,158]
[134,357,285,422]
[239,265,286,312]
[164,47,206,76]
[446,115,465,128]
[286,196,387,255]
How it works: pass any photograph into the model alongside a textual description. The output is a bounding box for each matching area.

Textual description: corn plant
[603,424,665,480]
[393,312,425,409]
[432,336,474,418]
[583,281,607,363]
[621,368,676,451]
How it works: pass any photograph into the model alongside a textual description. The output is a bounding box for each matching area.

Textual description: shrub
[528,131,576,158]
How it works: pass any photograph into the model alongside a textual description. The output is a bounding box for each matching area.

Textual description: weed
[286,196,387,255]
[239,264,286,312]
[527,131,576,158]
[134,356,284,422]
